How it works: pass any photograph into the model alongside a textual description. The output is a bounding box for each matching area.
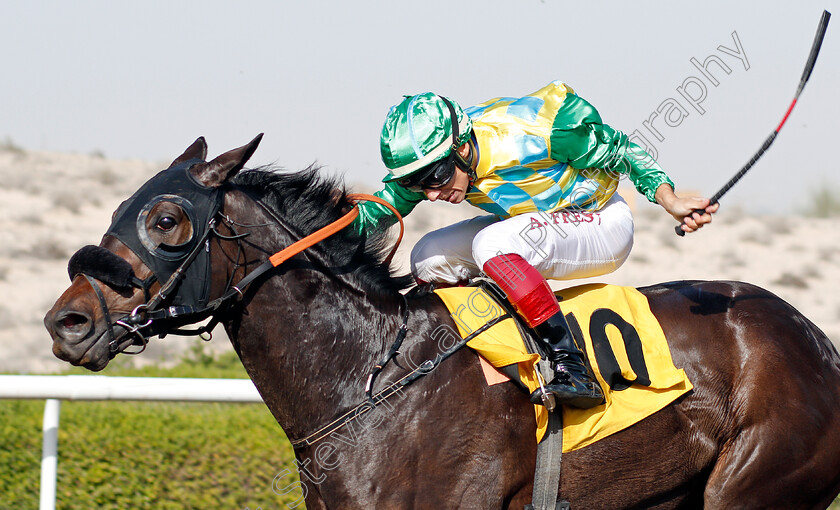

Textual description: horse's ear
[189,133,263,188]
[172,136,208,166]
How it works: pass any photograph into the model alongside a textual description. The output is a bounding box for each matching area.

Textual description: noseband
[79,273,152,356]
[68,245,156,355]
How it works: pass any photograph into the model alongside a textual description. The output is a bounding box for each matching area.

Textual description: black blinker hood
[105,160,223,308]
[68,245,138,290]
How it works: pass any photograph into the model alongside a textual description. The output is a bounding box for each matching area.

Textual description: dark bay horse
[45,136,840,509]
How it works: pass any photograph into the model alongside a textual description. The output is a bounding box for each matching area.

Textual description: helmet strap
[438,96,461,144]
[439,95,477,183]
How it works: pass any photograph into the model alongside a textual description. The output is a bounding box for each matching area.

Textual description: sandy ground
[1,147,837,373]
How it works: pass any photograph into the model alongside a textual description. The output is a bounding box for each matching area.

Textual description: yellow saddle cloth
[434,283,693,452]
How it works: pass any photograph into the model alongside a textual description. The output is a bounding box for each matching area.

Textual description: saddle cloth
[434,283,693,452]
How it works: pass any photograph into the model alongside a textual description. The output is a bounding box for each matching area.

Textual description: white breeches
[410,194,635,285]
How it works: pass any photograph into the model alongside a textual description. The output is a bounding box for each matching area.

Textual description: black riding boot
[529,311,604,409]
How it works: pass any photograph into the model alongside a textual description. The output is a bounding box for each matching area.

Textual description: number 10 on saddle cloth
[434,283,693,451]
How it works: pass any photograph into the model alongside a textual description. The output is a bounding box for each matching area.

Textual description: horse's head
[44,135,262,370]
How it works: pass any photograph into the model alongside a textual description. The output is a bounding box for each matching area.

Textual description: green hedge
[0,342,303,509]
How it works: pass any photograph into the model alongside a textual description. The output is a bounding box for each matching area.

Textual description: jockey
[354,81,717,409]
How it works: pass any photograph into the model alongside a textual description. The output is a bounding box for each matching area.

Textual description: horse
[45,136,840,509]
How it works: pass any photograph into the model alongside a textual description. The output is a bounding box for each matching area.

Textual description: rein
[218,193,403,304]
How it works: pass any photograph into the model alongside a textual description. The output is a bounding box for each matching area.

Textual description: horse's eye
[156,216,177,231]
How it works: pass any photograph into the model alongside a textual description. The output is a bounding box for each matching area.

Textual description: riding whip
[675,9,831,236]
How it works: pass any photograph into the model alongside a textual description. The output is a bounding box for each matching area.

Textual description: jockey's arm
[548,93,674,204]
[548,93,716,232]
[352,180,426,233]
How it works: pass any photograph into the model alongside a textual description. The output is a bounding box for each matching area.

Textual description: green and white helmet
[380,92,472,182]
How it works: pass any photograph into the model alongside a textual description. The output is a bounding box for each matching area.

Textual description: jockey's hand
[654,184,719,234]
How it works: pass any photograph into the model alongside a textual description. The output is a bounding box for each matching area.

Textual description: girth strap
[365,292,411,399]
[475,279,568,510]
[527,400,566,510]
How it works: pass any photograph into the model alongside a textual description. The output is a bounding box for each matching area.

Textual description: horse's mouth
[52,323,135,372]
[52,334,108,371]
[81,344,111,371]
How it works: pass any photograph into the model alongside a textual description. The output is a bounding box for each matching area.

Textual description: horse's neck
[234,272,404,438]
[218,192,407,439]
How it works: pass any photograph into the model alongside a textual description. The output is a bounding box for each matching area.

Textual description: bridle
[69,174,405,358]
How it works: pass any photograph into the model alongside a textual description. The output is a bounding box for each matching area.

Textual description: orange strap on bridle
[268,193,405,267]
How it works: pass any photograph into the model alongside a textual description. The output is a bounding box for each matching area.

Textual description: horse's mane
[230,166,414,295]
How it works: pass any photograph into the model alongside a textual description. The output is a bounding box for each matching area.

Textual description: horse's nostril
[55,311,92,338]
[62,314,86,329]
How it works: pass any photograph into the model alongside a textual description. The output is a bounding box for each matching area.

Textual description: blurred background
[2,0,837,213]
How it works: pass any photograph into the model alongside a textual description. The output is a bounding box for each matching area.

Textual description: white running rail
[0,375,264,510]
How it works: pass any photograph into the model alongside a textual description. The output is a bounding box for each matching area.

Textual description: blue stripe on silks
[464,104,489,119]
[514,134,548,165]
[531,183,563,211]
[541,163,569,184]
[466,184,510,216]
[486,182,532,213]
[567,179,599,208]
[494,165,538,182]
[470,202,510,216]
[470,200,509,217]
[507,96,544,123]
[465,97,517,120]
[561,172,585,193]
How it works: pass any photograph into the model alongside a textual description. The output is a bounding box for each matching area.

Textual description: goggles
[397,144,473,192]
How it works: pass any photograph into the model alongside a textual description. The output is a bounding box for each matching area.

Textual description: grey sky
[2,0,837,213]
